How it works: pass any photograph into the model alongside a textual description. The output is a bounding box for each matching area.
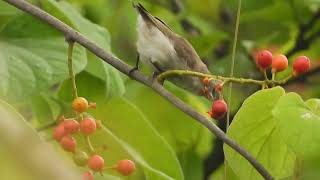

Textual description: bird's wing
[173,36,210,73]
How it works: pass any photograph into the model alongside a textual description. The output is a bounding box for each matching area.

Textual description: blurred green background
[0,0,320,179]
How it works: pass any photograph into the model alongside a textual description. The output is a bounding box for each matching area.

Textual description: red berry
[82,171,94,180]
[60,136,76,152]
[64,119,80,134]
[215,82,223,92]
[115,159,136,176]
[256,50,273,69]
[72,97,89,113]
[88,155,104,172]
[210,99,228,119]
[272,54,288,72]
[293,56,311,75]
[53,122,66,141]
[80,118,97,135]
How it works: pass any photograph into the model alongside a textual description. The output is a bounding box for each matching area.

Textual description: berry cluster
[53,97,135,179]
[202,78,228,120]
[255,50,311,76]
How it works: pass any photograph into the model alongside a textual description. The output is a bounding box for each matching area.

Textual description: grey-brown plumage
[134,3,216,98]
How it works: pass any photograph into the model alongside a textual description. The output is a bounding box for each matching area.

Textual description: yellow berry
[72,97,88,113]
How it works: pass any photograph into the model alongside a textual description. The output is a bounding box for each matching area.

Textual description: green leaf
[224,87,295,180]
[58,71,108,103]
[31,94,54,124]
[273,93,320,158]
[125,82,213,157]
[179,149,204,180]
[209,165,239,180]
[0,14,86,101]
[0,1,21,16]
[41,0,125,97]
[0,99,79,179]
[89,97,184,180]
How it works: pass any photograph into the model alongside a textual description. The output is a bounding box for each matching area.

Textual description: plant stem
[85,135,95,154]
[157,70,294,87]
[225,0,241,179]
[157,70,265,85]
[67,41,78,99]
[263,70,269,81]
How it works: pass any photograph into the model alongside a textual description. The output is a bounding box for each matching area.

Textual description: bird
[132,3,217,99]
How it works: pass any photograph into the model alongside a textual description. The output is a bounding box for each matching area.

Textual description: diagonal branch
[2,0,274,179]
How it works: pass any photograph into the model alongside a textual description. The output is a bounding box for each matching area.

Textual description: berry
[202,77,210,85]
[115,159,136,176]
[53,122,66,141]
[215,82,223,92]
[209,99,228,119]
[293,56,311,75]
[88,155,104,172]
[60,136,76,152]
[72,97,89,113]
[272,54,288,72]
[256,50,273,69]
[80,118,97,135]
[73,150,89,167]
[64,119,80,134]
[89,102,97,109]
[82,171,94,180]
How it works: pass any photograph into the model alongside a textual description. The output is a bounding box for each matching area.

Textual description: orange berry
[60,135,76,152]
[272,54,288,72]
[53,122,66,141]
[80,118,97,135]
[88,155,104,172]
[202,77,210,85]
[115,159,136,176]
[64,119,80,134]
[72,97,89,113]
[89,102,97,109]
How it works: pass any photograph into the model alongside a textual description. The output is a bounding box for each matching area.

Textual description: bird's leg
[129,52,140,76]
[150,61,164,85]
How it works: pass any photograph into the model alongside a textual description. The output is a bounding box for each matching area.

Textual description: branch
[157,70,292,86]
[3,0,274,179]
[286,9,320,57]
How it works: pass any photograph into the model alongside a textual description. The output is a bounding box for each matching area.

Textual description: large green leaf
[89,97,184,180]
[125,81,213,157]
[0,14,86,100]
[273,94,320,158]
[41,0,125,98]
[224,87,295,180]
[0,100,80,179]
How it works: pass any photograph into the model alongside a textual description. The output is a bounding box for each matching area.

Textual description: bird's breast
[136,16,182,70]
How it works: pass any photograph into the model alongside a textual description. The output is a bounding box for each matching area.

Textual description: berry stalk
[67,40,78,99]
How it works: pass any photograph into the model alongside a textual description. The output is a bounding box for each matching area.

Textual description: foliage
[1,0,320,179]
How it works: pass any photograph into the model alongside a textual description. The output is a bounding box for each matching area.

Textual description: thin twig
[157,70,292,86]
[67,41,78,99]
[225,0,241,178]
[3,0,274,179]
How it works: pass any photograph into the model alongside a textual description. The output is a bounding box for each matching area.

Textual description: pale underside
[136,15,214,96]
